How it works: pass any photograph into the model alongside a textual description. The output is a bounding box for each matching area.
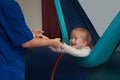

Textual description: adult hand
[40,35,49,39]
[32,29,44,38]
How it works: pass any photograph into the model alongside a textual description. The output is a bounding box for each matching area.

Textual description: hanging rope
[51,53,64,80]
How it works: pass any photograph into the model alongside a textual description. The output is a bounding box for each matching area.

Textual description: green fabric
[54,0,69,44]
[74,11,120,67]
[54,0,120,68]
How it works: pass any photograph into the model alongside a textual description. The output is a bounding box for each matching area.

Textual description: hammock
[54,0,120,67]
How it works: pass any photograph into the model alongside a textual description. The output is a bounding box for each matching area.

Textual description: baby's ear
[83,41,88,46]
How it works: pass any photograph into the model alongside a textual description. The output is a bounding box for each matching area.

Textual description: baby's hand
[51,38,61,49]
[59,42,64,49]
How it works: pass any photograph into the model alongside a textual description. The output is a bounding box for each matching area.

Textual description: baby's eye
[75,37,78,39]
[70,37,73,39]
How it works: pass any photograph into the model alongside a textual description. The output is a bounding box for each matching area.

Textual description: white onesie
[49,43,91,57]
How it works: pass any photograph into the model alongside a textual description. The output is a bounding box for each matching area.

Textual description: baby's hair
[72,27,92,48]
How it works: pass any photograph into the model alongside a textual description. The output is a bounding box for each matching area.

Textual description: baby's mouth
[71,43,76,46]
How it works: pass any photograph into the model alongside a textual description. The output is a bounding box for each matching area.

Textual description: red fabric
[42,0,61,39]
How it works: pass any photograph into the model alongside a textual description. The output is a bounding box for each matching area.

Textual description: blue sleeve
[1,0,33,46]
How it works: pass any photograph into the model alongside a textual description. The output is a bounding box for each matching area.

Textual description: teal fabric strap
[54,0,69,44]
[74,11,120,67]
[54,0,120,67]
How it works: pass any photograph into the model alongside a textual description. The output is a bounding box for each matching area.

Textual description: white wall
[78,0,120,36]
[16,0,42,30]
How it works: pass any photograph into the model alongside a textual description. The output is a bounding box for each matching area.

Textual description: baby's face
[70,30,87,49]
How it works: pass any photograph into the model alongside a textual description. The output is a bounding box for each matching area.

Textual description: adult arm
[22,38,61,48]
[1,0,61,49]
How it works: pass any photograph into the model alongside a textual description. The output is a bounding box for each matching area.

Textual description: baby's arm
[49,47,64,52]
[63,43,91,57]
[49,42,65,53]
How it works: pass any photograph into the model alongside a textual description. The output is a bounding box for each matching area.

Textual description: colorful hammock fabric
[54,0,120,67]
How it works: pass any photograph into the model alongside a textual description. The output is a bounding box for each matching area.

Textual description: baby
[50,27,92,57]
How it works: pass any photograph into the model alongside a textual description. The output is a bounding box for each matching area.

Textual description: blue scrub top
[0,0,33,80]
